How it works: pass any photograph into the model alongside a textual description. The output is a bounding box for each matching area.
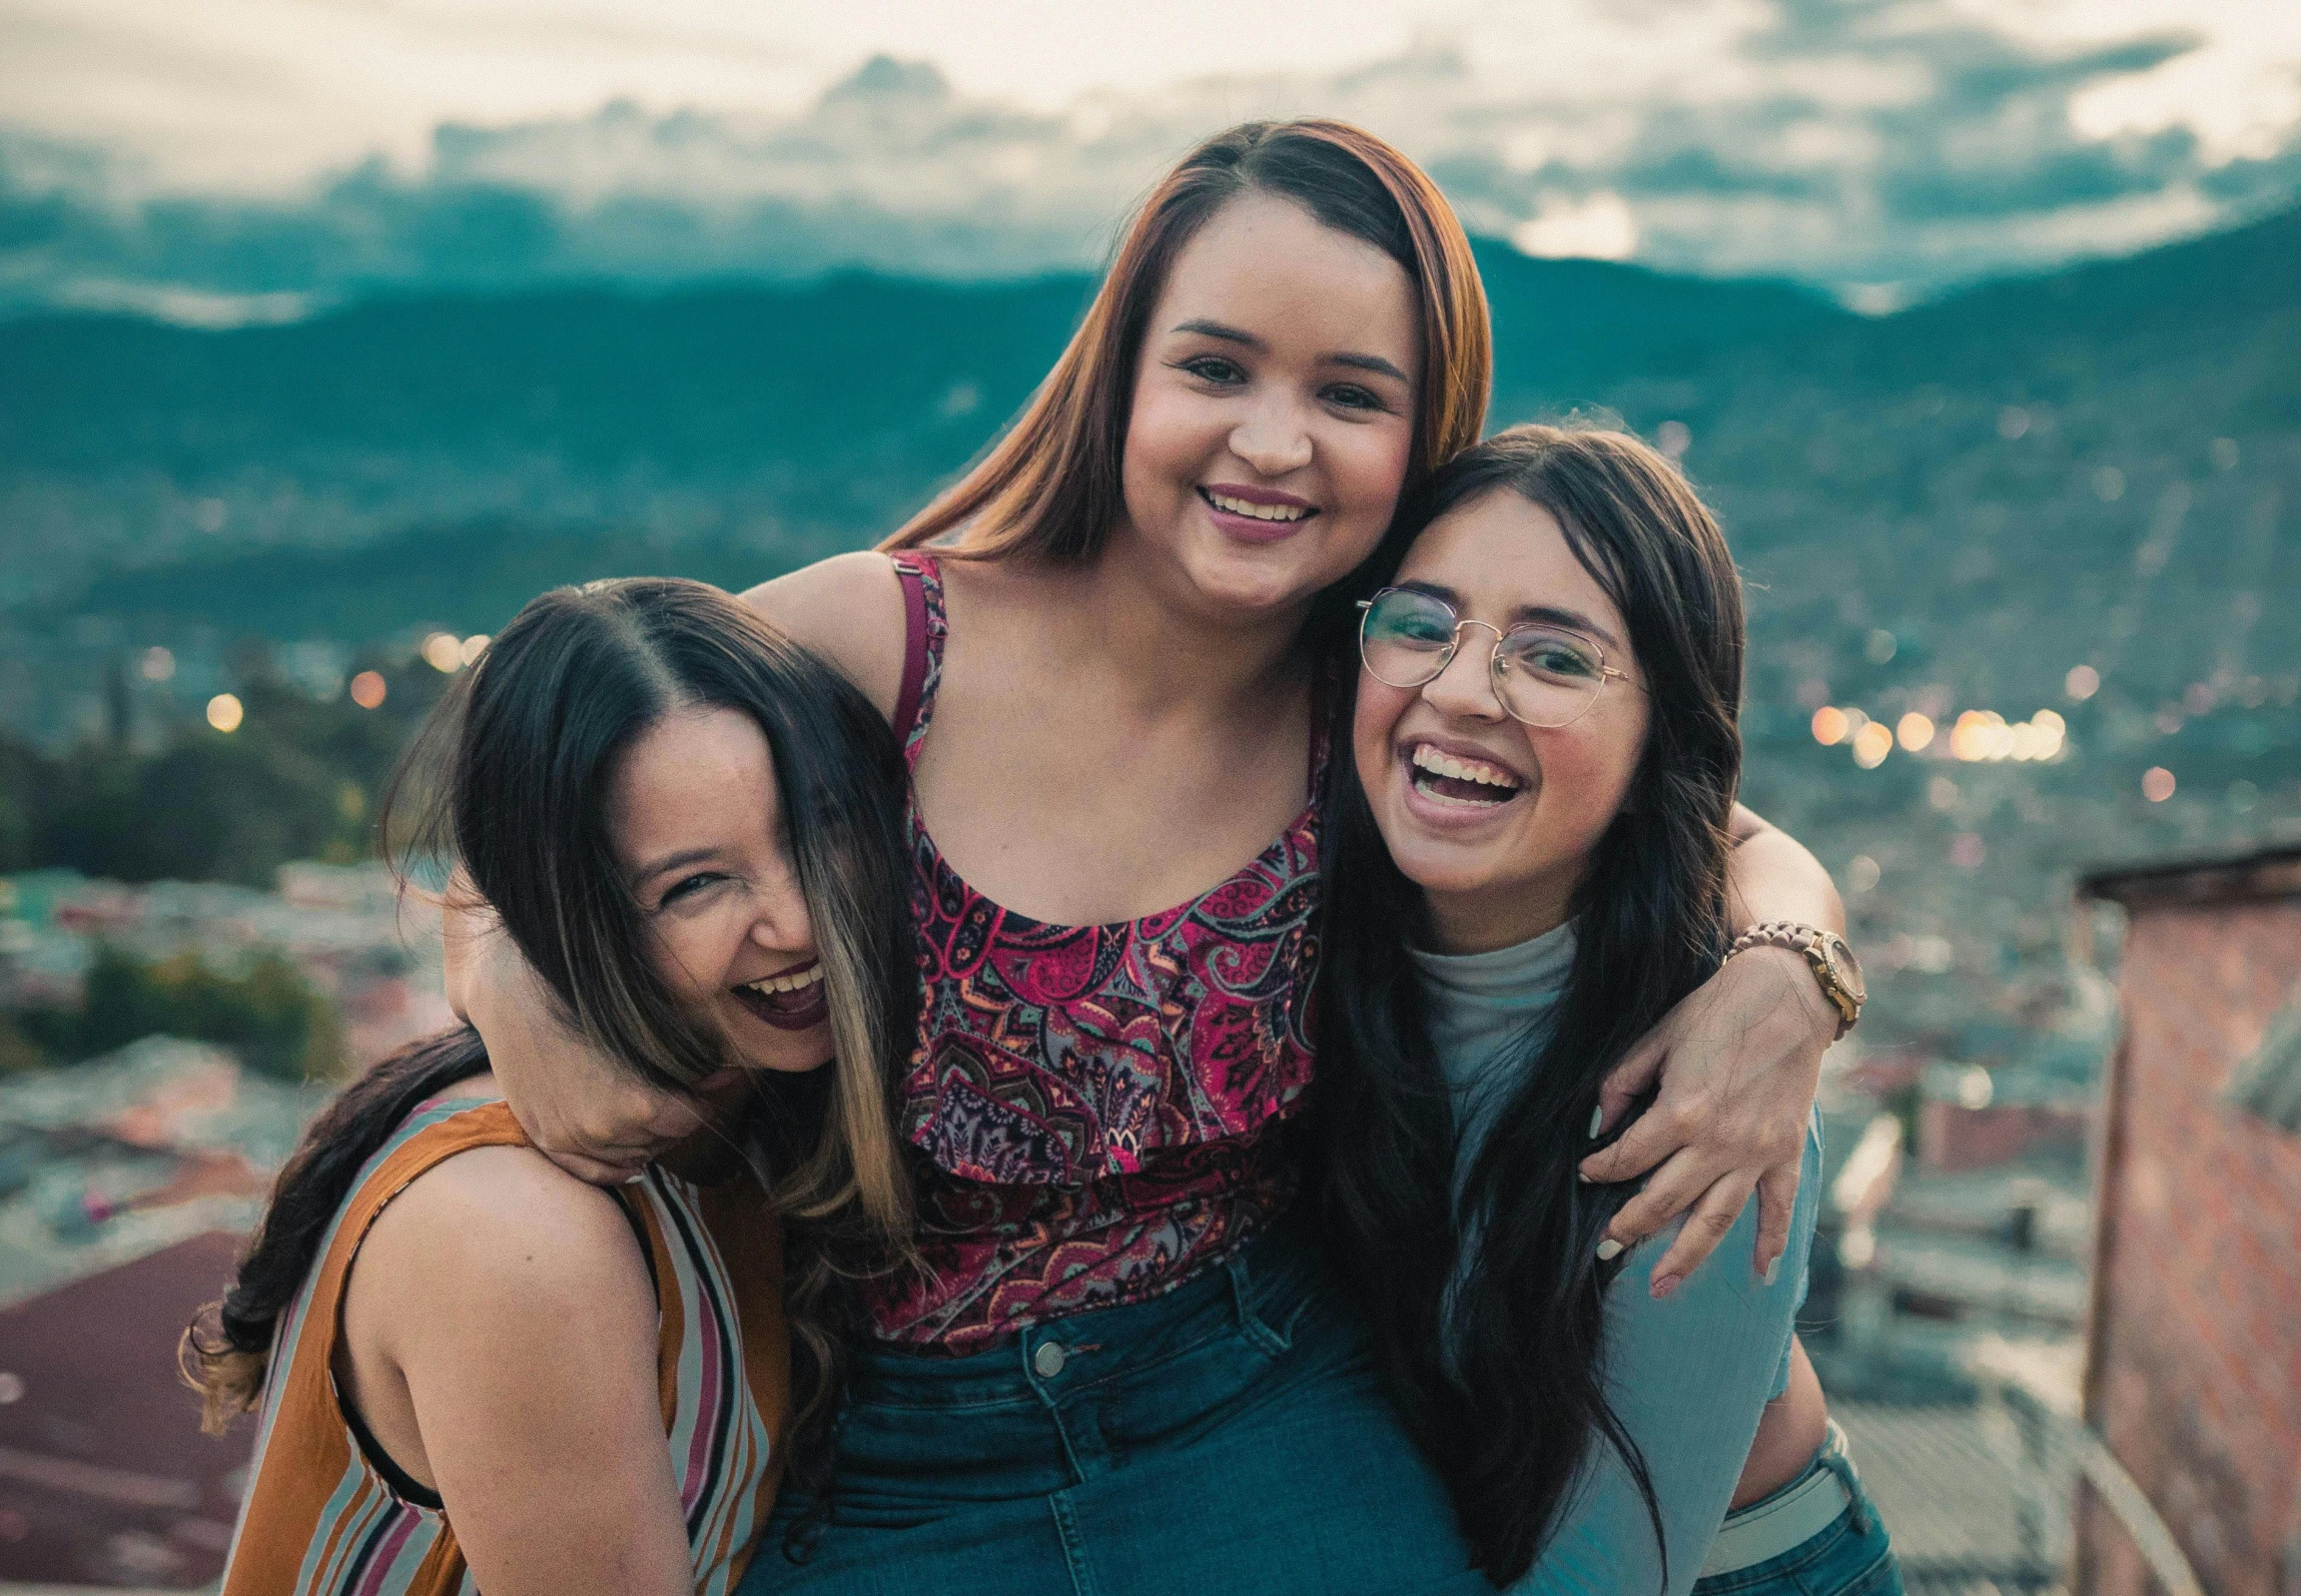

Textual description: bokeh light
[2142,767,2176,802]
[1812,706,1850,745]
[1852,721,1894,768]
[139,646,175,682]
[1847,855,1882,893]
[457,633,491,666]
[1897,712,1935,751]
[349,670,387,709]
[2065,664,2099,700]
[421,632,463,672]
[206,693,244,733]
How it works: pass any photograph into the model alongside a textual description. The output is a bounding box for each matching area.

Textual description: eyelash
[1172,358,1393,415]
[657,872,725,909]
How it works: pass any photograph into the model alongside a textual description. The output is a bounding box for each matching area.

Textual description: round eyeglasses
[1356,587,1637,728]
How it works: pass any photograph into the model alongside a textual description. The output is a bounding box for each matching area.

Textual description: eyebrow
[1397,579,1625,654]
[1169,319,1411,385]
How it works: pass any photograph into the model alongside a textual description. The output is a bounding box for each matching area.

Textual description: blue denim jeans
[739,1223,1487,1596]
[1692,1443,1903,1596]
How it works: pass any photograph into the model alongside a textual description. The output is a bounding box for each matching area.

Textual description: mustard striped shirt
[220,1096,788,1595]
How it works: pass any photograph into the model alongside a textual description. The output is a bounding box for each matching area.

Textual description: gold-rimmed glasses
[1355,586,1637,728]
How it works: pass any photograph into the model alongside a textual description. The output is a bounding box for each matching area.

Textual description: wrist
[1727,922,1865,1040]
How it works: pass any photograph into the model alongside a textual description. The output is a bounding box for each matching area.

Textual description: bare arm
[1578,804,1844,1292]
[343,1148,689,1596]
[445,551,908,1182]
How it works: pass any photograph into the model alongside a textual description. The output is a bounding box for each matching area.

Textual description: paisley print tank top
[861,553,1324,1347]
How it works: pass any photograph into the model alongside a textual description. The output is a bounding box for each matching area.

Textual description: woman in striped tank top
[185,578,917,1596]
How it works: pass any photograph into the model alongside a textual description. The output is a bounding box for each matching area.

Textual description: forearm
[1518,1128,1824,1595]
[1724,805,1844,937]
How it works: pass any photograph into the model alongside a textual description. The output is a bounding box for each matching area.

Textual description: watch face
[1822,933,1867,1006]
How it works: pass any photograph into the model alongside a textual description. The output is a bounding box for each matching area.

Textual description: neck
[1048,521,1316,718]
[1422,876,1576,957]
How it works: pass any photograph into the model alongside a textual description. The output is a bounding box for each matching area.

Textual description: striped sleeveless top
[220,1097,788,1596]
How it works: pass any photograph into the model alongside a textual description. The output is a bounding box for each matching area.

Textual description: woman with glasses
[447,122,1854,1594]
[1320,423,1896,1596]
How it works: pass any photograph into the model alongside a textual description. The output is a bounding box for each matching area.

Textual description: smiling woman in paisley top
[450,119,1849,1596]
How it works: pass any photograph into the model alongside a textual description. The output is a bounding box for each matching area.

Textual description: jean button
[1032,1340,1067,1378]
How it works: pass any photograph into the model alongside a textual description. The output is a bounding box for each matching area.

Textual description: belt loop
[1223,1248,1254,1328]
[1819,1420,1869,1536]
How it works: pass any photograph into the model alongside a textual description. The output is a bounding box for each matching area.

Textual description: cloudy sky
[3,0,2298,320]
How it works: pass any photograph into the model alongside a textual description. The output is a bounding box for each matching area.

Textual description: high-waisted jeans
[738,1223,1487,1596]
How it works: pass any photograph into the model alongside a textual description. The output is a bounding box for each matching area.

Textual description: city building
[2077,844,2301,1595]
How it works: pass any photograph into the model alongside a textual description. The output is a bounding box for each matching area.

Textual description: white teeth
[1205,490,1310,522]
[1410,744,1524,791]
[743,964,823,996]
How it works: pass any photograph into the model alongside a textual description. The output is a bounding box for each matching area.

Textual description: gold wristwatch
[1727,922,1867,1039]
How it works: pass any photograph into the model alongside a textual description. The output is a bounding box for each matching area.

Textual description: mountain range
[0,204,2296,1052]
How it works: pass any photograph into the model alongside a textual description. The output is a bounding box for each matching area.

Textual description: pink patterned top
[861,553,1324,1347]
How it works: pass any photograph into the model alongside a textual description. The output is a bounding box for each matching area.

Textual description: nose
[747,892,815,957]
[1420,624,1507,721]
[1229,391,1313,478]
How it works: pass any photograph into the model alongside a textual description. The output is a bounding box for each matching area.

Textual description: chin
[726,1009,837,1073]
[1184,532,1359,616]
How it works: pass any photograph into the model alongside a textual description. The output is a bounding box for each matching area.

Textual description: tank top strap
[887,552,949,768]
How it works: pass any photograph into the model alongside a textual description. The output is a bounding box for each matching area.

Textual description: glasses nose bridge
[1450,616,1506,680]
[1422,615,1508,712]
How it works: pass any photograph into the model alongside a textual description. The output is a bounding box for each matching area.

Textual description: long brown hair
[885,119,1491,565]
[187,580,916,1498]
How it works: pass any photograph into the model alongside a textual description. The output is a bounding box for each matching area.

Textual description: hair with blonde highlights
[885,119,1491,565]
[187,579,915,1496]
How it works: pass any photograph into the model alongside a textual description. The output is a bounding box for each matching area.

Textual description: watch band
[1727,921,1861,1038]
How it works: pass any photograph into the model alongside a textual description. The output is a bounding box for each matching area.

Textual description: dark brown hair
[884,119,1491,565]
[1317,424,1747,1586]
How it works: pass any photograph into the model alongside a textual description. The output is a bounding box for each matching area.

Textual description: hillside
[1,209,2296,1059]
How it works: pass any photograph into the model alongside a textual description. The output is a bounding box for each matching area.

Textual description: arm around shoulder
[742,550,908,721]
[348,1147,690,1596]
[1724,804,1845,937]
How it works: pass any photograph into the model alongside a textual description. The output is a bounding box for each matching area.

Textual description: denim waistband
[854,1220,1323,1406]
[1701,1419,1868,1577]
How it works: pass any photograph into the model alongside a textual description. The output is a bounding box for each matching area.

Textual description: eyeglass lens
[1359,588,1608,727]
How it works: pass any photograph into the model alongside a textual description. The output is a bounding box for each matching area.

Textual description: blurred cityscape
[1,29,2298,1592]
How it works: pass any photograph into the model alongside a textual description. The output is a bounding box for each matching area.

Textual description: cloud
[1,0,2296,321]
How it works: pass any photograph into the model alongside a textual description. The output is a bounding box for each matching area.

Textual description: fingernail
[1763,1256,1782,1286]
[622,1172,647,1186]
[1577,1171,1594,1186]
[1596,1238,1624,1261]
[1651,1274,1681,1299]
[1588,1106,1605,1138]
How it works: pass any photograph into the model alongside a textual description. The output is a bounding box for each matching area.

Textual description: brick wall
[2078,894,2301,1596]
[1918,1098,2088,1173]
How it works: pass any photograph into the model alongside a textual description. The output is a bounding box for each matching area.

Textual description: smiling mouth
[1197,486,1317,524]
[729,960,829,1032]
[1406,743,1528,809]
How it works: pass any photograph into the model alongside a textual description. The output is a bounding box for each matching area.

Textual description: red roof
[0,1230,254,1587]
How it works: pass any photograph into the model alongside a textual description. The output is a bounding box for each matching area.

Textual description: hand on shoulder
[743,550,908,720]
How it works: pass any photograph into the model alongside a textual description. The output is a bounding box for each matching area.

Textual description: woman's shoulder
[356,1141,653,1322]
[741,550,908,720]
